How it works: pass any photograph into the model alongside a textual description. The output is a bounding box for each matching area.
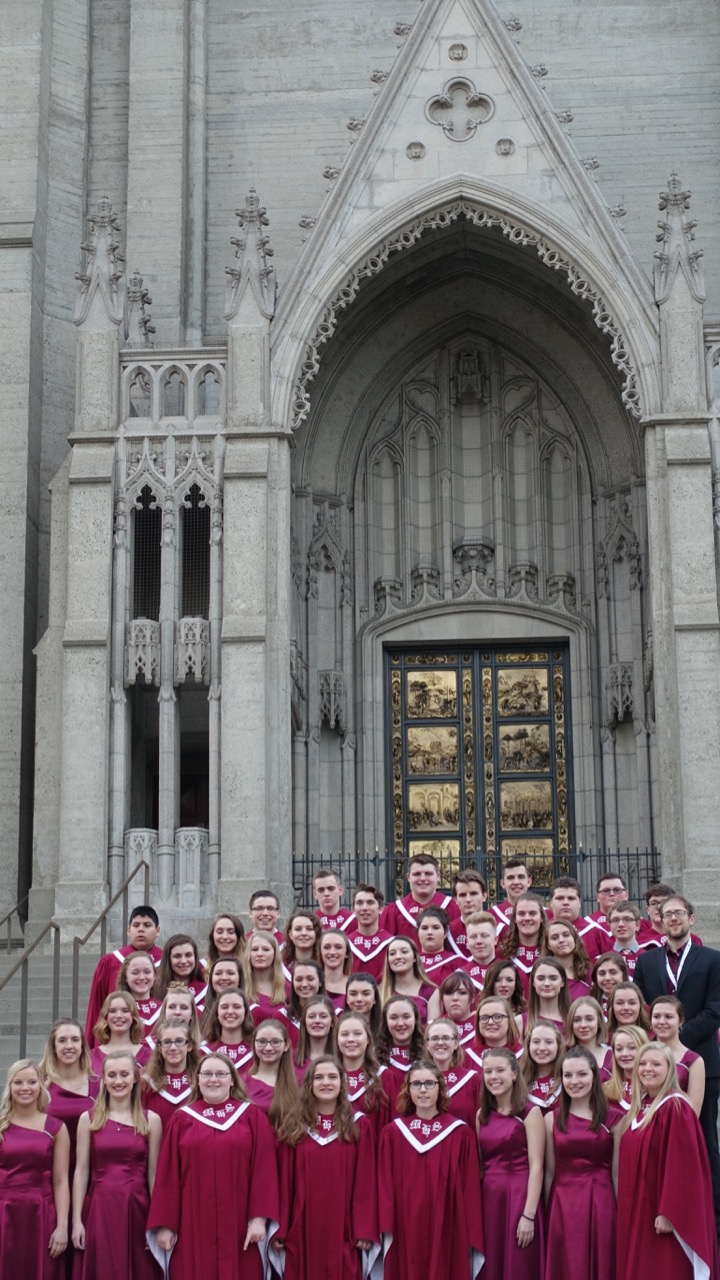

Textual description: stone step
[0,951,100,1077]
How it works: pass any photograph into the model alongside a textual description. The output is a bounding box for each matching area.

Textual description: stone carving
[299,216,316,230]
[453,538,495,597]
[654,172,705,305]
[411,564,442,603]
[394,22,412,37]
[555,110,574,125]
[308,505,346,575]
[643,629,654,694]
[495,138,516,156]
[124,829,158,904]
[609,205,627,222]
[125,620,160,687]
[582,157,600,173]
[450,348,489,403]
[504,17,523,33]
[448,43,468,61]
[319,671,346,731]
[374,577,403,615]
[176,827,209,902]
[290,201,643,430]
[225,189,277,322]
[347,118,366,133]
[341,550,353,606]
[606,663,634,726]
[507,562,539,601]
[596,494,642,596]
[425,79,495,142]
[124,269,155,347]
[530,65,548,79]
[323,166,340,181]
[113,497,128,549]
[211,493,223,546]
[547,572,577,611]
[290,641,308,703]
[406,142,426,160]
[175,617,210,685]
[371,69,388,83]
[74,196,125,329]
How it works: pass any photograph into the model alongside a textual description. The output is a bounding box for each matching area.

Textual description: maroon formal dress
[0,1116,65,1280]
[73,1121,159,1280]
[274,1113,378,1280]
[47,1080,100,1279]
[147,1099,280,1280]
[545,1108,622,1280]
[376,1113,484,1280]
[477,1105,545,1280]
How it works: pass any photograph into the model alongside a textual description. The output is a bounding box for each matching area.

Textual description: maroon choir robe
[346,1068,391,1141]
[375,1113,484,1280]
[617,1092,720,1280]
[346,929,394,982]
[381,893,460,940]
[273,1113,379,1280]
[84,944,163,1046]
[314,907,354,931]
[147,1098,280,1280]
[144,1070,193,1129]
[419,950,464,984]
[442,1067,482,1128]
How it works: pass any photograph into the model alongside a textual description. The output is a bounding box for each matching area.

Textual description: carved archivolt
[291,202,643,429]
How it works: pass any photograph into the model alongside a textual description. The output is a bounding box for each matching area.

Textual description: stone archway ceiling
[291,200,642,431]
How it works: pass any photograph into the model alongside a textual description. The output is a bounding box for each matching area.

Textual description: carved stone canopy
[653,172,705,306]
[225,189,277,322]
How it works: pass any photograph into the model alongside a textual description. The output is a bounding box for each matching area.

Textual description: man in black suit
[634,894,720,1232]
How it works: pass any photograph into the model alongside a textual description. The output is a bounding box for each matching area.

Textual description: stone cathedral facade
[3,0,720,936]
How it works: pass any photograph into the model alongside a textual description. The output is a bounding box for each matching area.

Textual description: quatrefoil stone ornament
[425,78,495,141]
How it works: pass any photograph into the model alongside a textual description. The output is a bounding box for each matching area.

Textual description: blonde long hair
[242,932,287,1006]
[39,1019,94,1085]
[0,1060,50,1141]
[90,1051,149,1136]
[624,1041,682,1131]
[604,1025,649,1104]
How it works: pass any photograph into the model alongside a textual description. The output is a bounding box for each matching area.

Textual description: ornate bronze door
[385,646,572,894]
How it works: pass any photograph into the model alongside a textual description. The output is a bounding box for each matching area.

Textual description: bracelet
[520,1213,535,1222]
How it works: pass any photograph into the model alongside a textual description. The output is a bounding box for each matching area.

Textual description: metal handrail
[71,860,150,1020]
[0,892,29,954]
[0,919,62,1057]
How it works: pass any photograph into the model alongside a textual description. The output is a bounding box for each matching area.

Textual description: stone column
[219,193,293,913]
[645,175,720,914]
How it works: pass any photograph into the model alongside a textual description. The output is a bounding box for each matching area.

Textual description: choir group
[2,855,719,1280]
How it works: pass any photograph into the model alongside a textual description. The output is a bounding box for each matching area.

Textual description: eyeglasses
[198,1071,231,1080]
[159,1038,188,1049]
[478,1013,508,1025]
[255,1038,284,1048]
[661,909,688,920]
[647,899,666,909]
[599,887,625,896]
[409,1080,439,1091]
[427,1035,455,1045]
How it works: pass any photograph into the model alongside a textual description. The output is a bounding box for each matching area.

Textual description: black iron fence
[291,847,662,917]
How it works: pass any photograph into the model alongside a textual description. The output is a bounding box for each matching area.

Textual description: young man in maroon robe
[247,890,285,946]
[346,883,394,981]
[459,911,498,994]
[380,853,460,939]
[448,870,488,958]
[607,901,660,978]
[546,875,607,961]
[312,868,354,930]
[84,905,162,1046]
[489,858,531,941]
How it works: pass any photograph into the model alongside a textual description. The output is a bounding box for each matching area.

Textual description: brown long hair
[543,919,591,980]
[478,1048,527,1123]
[556,1046,607,1132]
[294,996,336,1068]
[397,1060,449,1116]
[380,937,433,1006]
[156,934,204,998]
[157,984,202,1050]
[606,982,651,1038]
[191,1052,247,1103]
[425,1017,465,1070]
[143,1020,200,1090]
[521,1018,564,1088]
[375,996,425,1066]
[501,893,547,959]
[276,1057,358,1147]
[482,959,526,1014]
[202,987,254,1045]
[93,991,144,1047]
[526,957,571,1033]
[205,913,245,969]
[247,1019,300,1129]
[332,1011,386,1112]
[282,913,322,968]
[39,1019,94,1085]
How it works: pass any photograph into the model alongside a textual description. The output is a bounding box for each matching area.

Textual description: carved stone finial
[74,196,125,329]
[225,188,277,323]
[653,172,705,305]
[124,269,155,347]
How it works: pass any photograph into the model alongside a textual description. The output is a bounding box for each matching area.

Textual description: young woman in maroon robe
[333,1013,390,1138]
[603,1026,648,1113]
[148,1053,280,1280]
[523,959,571,1037]
[143,1020,200,1127]
[201,987,254,1072]
[155,934,207,1006]
[115,951,162,1034]
[379,938,436,1024]
[476,1048,545,1280]
[375,1060,484,1280]
[281,913,322,974]
[424,1018,482,1127]
[521,1019,563,1110]
[617,1043,720,1280]
[465,996,522,1073]
[72,1051,161,1280]
[244,1019,300,1126]
[272,1058,379,1279]
[294,996,336,1082]
[319,930,352,1012]
[198,956,244,1025]
[606,982,651,1040]
[415,907,464,985]
[90,992,151,1075]
[203,912,245,973]
[148,985,203,1054]
[242,931,289,1027]
[375,997,426,1116]
[589,953,628,1019]
[543,919,591,1001]
[286,962,325,1045]
[544,1046,622,1280]
[0,1059,70,1279]
[345,974,383,1039]
[649,995,705,1116]
[501,893,548,997]
[426,971,478,1046]
[564,997,611,1079]
[482,959,527,1020]
[40,1021,99,1277]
